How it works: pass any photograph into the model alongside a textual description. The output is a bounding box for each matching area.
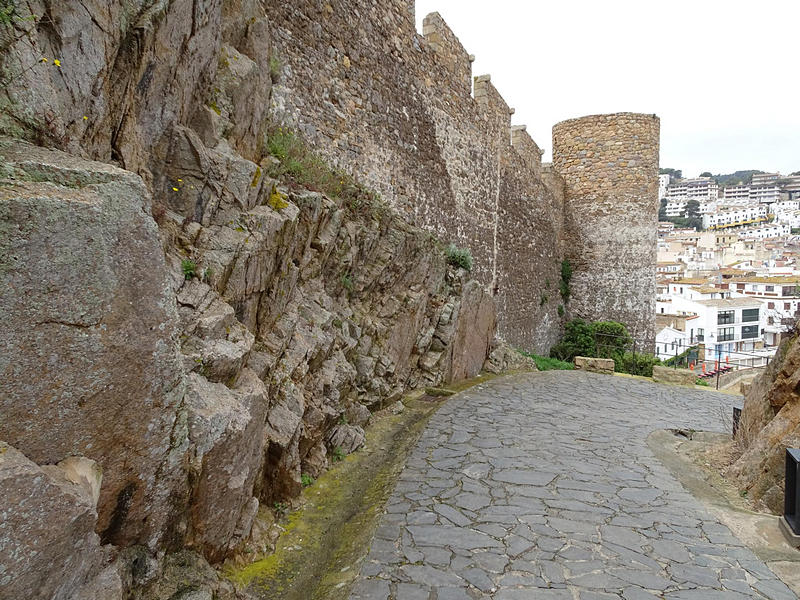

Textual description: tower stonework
[552,113,660,345]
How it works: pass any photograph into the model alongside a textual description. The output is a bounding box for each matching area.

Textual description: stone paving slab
[349,371,798,600]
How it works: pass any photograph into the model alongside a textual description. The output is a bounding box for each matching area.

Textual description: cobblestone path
[349,371,797,600]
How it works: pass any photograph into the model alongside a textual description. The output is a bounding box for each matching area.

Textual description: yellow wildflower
[82,116,88,120]
[53,59,61,67]
[177,178,183,182]
[40,57,48,63]
[172,187,179,192]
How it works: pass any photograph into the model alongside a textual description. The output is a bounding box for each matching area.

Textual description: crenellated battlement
[511,125,544,177]
[422,12,473,98]
[264,0,658,351]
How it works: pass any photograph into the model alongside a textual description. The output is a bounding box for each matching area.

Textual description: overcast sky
[414,0,800,178]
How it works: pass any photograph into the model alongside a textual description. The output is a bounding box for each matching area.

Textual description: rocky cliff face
[731,336,800,513]
[0,2,496,597]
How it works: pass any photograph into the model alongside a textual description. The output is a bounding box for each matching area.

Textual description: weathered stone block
[0,442,119,600]
[574,356,615,374]
[652,365,697,386]
[0,140,186,548]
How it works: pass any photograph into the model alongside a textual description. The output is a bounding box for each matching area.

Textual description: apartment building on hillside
[703,205,767,230]
[666,177,719,201]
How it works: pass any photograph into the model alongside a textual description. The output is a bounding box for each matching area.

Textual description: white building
[773,211,800,229]
[655,326,688,361]
[723,185,751,201]
[728,276,800,345]
[656,262,684,276]
[770,200,800,214]
[738,223,790,240]
[666,177,719,202]
[669,296,765,356]
[665,201,687,217]
[750,183,781,204]
[659,174,670,200]
[752,173,780,185]
[703,205,768,230]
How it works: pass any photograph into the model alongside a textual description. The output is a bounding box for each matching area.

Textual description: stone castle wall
[552,113,660,344]
[264,1,564,352]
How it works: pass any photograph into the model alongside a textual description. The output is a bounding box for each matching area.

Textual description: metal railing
[564,331,776,388]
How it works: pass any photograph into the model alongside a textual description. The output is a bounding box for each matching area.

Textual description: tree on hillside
[660,168,682,179]
[685,199,701,219]
[664,215,703,231]
[712,170,765,187]
[658,198,667,220]
[700,171,713,177]
[792,171,800,176]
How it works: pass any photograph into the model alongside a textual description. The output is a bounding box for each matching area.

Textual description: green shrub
[549,318,595,361]
[331,446,345,462]
[560,259,572,302]
[539,293,548,306]
[518,350,573,371]
[262,126,378,212]
[558,304,565,317]
[181,259,196,280]
[301,473,315,487]
[0,1,18,25]
[340,271,354,293]
[549,319,659,376]
[696,379,710,387]
[613,351,661,377]
[445,244,473,272]
[591,320,631,358]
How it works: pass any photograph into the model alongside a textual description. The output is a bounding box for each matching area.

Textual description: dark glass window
[742,308,760,322]
[742,325,758,339]
[718,310,734,325]
[718,327,735,341]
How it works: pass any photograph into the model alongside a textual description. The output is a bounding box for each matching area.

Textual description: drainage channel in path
[226,374,497,600]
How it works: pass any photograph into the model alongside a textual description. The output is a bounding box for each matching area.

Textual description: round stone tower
[552,112,660,346]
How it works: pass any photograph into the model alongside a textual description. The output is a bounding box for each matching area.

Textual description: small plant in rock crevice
[331,446,345,462]
[181,259,197,280]
[560,259,572,303]
[301,473,315,488]
[340,271,354,293]
[445,244,473,272]
[269,55,281,82]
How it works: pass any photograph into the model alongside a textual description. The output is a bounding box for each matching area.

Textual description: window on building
[717,310,734,325]
[696,328,704,342]
[737,283,745,290]
[742,325,758,339]
[742,308,759,322]
[768,316,774,325]
[768,302,775,309]
[785,303,791,311]
[766,285,775,292]
[718,327,735,341]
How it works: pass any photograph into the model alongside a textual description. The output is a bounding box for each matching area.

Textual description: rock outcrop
[0,442,119,600]
[0,1,499,596]
[0,142,187,549]
[731,336,800,513]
